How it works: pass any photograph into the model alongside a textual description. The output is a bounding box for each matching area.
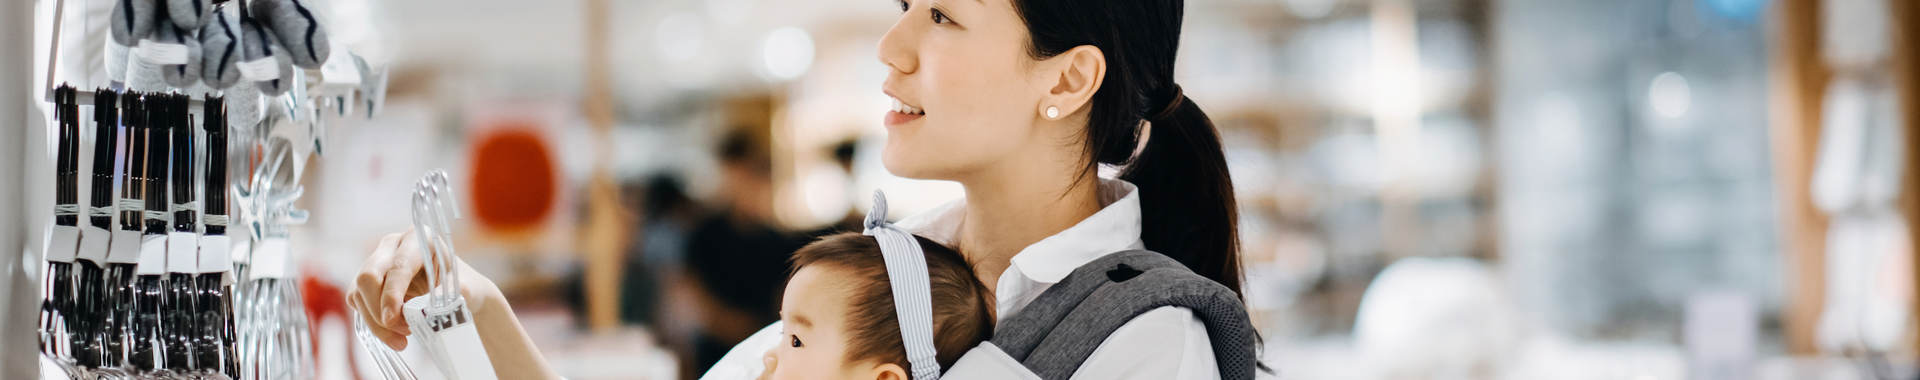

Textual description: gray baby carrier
[988,250,1258,380]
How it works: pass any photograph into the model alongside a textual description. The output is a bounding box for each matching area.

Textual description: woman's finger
[355,232,405,331]
[350,293,409,351]
[379,230,423,332]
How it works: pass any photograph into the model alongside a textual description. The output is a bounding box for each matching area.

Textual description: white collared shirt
[702,179,1221,380]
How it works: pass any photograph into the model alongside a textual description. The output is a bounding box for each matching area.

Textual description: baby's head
[768,232,993,380]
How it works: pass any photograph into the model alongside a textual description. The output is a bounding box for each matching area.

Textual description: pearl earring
[1046,106,1060,119]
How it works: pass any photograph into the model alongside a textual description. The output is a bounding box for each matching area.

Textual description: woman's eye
[898,0,909,12]
[931,8,950,24]
[789,334,804,348]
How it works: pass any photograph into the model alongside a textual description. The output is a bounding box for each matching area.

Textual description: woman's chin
[880,151,951,181]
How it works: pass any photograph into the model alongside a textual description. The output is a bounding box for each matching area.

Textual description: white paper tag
[199,235,233,275]
[168,231,199,274]
[250,237,290,280]
[45,225,80,263]
[319,47,362,86]
[78,226,112,263]
[136,235,168,275]
[138,40,191,65]
[405,297,498,380]
[109,229,145,264]
[436,318,498,380]
[232,239,252,265]
[237,58,279,81]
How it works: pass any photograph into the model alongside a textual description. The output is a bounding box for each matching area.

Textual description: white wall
[1,0,39,377]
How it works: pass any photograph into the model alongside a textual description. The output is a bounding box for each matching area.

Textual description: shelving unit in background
[1893,0,1920,361]
[1771,0,1920,356]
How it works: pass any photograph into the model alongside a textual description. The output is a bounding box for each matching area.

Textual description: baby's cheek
[766,352,810,380]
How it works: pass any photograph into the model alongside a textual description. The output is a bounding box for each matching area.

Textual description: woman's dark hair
[1014,0,1242,296]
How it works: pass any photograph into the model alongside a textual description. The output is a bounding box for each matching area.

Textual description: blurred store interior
[7,0,1920,379]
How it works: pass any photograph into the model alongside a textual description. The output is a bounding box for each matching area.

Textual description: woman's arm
[470,286,564,379]
[350,229,561,380]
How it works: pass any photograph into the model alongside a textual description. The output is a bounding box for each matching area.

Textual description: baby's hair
[789,232,994,371]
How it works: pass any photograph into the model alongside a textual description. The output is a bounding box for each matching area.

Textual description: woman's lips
[885,96,925,127]
[885,111,924,127]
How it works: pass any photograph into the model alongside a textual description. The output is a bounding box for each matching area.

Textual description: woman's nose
[877,16,918,74]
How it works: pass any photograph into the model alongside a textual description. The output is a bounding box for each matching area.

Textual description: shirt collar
[896,179,1145,284]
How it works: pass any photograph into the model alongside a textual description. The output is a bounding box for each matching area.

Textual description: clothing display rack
[30,0,390,378]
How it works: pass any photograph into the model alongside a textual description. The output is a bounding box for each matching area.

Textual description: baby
[765,232,994,380]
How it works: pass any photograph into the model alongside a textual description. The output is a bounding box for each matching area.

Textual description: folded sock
[165,0,210,30]
[249,0,330,69]
[105,40,132,85]
[240,19,296,96]
[110,0,159,45]
[156,24,203,89]
[227,83,264,130]
[125,40,170,93]
[199,4,243,89]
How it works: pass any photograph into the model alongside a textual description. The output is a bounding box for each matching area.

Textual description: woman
[348,0,1247,378]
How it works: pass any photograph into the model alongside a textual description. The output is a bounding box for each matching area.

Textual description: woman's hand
[347,228,501,351]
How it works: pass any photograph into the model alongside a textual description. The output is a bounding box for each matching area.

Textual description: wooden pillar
[1889,0,1920,352]
[581,0,626,331]
[1767,0,1829,355]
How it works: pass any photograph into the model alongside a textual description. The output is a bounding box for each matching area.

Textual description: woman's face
[877,0,1048,180]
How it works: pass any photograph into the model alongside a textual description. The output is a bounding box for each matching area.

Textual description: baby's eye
[789,334,804,348]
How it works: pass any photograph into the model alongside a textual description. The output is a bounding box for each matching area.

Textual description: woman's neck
[955,167,1103,292]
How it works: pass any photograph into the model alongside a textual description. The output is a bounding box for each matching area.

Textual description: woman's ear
[868,362,909,380]
[1036,45,1107,120]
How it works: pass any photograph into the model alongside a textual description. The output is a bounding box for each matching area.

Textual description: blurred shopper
[623,175,698,326]
[805,139,871,237]
[682,132,808,373]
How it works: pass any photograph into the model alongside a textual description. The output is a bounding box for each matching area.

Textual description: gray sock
[157,24,203,89]
[262,45,295,95]
[249,0,330,69]
[227,83,264,130]
[110,0,158,45]
[199,4,242,89]
[165,0,210,30]
[105,40,132,85]
[241,19,296,96]
[125,39,169,93]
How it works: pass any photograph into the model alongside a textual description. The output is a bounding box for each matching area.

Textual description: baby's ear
[868,362,908,380]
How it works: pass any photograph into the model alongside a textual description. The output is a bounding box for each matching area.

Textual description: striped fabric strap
[862,190,942,380]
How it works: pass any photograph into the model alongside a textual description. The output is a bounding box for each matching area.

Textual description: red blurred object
[302,269,354,380]
[468,127,558,234]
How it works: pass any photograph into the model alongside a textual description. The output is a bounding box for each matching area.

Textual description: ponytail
[1119,90,1242,297]
[1016,0,1242,297]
